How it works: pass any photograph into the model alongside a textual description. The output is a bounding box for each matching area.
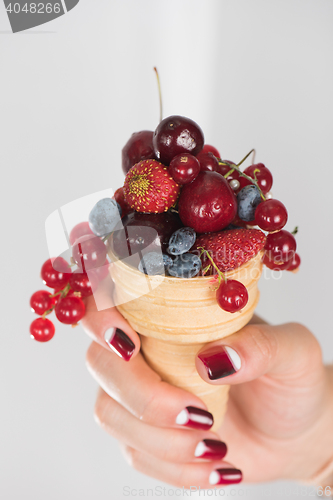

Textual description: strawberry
[124,159,181,213]
[192,228,266,274]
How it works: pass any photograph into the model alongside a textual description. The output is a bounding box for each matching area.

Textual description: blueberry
[89,198,122,237]
[168,253,201,278]
[237,185,261,222]
[167,227,196,255]
[138,252,173,276]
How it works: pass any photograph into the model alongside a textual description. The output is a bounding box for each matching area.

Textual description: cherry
[216,280,248,313]
[169,153,200,184]
[114,187,133,217]
[238,163,273,194]
[69,270,99,298]
[262,253,293,271]
[202,144,220,158]
[41,257,71,289]
[30,290,55,315]
[72,234,107,272]
[55,296,85,325]
[287,252,301,272]
[111,211,183,261]
[69,222,93,246]
[122,130,154,175]
[255,199,288,232]
[265,230,296,263]
[153,115,204,165]
[178,171,237,233]
[196,151,219,172]
[30,317,55,342]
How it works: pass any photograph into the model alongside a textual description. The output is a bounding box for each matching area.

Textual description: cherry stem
[197,246,226,284]
[252,148,256,164]
[292,226,298,235]
[154,67,163,123]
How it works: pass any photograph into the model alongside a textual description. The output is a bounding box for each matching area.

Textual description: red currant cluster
[29,222,109,342]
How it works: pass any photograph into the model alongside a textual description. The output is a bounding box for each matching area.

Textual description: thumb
[81,294,140,362]
[195,321,322,385]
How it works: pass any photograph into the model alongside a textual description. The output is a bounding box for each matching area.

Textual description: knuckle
[247,324,278,365]
[85,341,103,373]
[126,447,142,471]
[138,381,165,423]
[93,390,109,427]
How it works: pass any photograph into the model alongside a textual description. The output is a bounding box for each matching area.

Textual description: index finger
[81,287,141,361]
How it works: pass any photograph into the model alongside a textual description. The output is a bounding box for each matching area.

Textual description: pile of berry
[30,114,301,341]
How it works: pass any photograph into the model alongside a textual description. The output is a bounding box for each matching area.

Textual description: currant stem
[219,151,266,201]
[197,246,226,284]
[154,67,163,123]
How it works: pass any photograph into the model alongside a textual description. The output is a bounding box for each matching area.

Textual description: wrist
[301,365,333,492]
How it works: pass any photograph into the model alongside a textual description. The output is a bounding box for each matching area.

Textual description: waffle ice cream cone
[108,247,263,431]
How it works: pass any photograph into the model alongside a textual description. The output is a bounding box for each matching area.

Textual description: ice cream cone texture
[108,246,264,431]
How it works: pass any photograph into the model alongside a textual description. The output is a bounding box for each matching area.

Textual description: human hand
[82,292,333,489]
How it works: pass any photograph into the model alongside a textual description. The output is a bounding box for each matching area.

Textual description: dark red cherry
[178,171,237,233]
[196,151,219,172]
[238,163,273,194]
[110,212,183,265]
[169,153,200,184]
[122,130,154,175]
[202,144,220,158]
[114,187,133,217]
[153,115,204,165]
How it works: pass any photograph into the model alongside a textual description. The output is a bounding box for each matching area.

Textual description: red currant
[262,253,293,271]
[89,259,110,282]
[202,144,220,158]
[69,222,93,246]
[214,161,240,183]
[114,187,133,217]
[72,234,107,272]
[265,230,296,263]
[41,258,71,289]
[196,151,219,172]
[216,280,248,313]
[255,199,288,231]
[169,153,200,184]
[69,270,98,297]
[55,296,85,325]
[30,317,55,342]
[239,163,273,194]
[30,290,55,315]
[287,252,301,272]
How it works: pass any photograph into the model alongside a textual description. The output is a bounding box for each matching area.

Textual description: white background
[1,0,332,498]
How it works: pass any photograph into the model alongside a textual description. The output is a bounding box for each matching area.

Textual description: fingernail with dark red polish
[209,468,243,485]
[198,346,241,380]
[195,439,227,460]
[104,328,135,361]
[175,406,214,430]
